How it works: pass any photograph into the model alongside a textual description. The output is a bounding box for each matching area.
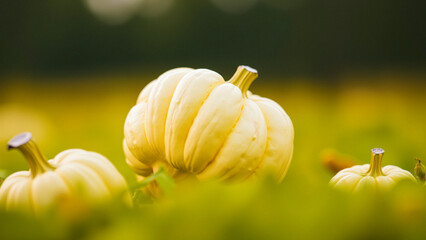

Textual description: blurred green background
[1,0,426,239]
[0,0,425,76]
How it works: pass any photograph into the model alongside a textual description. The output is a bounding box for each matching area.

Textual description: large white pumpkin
[124,66,294,182]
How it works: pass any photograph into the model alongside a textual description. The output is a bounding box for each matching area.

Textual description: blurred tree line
[0,0,425,79]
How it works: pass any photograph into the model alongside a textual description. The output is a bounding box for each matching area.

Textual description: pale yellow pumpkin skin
[329,148,416,192]
[124,66,294,182]
[0,133,130,215]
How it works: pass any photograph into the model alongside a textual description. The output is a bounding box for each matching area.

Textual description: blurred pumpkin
[321,148,357,174]
[330,148,416,192]
[0,132,130,215]
[124,66,294,183]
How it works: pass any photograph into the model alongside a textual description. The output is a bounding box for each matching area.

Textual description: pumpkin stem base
[228,65,258,98]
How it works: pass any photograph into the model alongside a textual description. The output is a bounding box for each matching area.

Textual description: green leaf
[155,169,175,196]
[130,167,175,195]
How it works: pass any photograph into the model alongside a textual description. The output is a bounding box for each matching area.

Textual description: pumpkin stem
[367,148,385,177]
[7,132,54,177]
[228,65,258,98]
[414,158,426,183]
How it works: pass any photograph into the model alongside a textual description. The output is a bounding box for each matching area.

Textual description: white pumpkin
[330,148,416,192]
[124,66,294,182]
[0,132,130,214]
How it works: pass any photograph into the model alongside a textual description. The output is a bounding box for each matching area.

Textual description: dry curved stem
[414,158,426,183]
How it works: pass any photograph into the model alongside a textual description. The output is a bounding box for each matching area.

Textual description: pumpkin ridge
[75,157,119,191]
[250,97,294,180]
[27,178,35,213]
[351,175,365,192]
[196,100,246,176]
[250,100,274,174]
[378,176,395,188]
[222,100,267,180]
[30,172,70,213]
[57,163,110,196]
[145,69,192,155]
[183,82,244,171]
[123,139,153,177]
[58,152,126,192]
[165,71,223,168]
[5,179,28,211]
[125,103,159,165]
[54,170,75,196]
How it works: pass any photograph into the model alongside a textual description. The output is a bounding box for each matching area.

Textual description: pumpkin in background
[330,148,416,192]
[0,132,130,215]
[124,65,294,183]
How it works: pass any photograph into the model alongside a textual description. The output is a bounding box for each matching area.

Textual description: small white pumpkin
[0,133,130,214]
[330,148,416,192]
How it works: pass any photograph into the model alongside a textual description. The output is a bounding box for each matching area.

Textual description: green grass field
[1,71,426,239]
